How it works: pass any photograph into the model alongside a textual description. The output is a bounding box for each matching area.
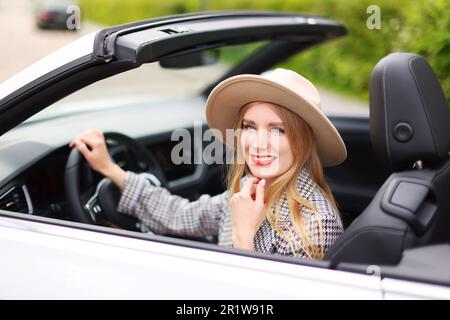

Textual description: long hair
[226,101,341,260]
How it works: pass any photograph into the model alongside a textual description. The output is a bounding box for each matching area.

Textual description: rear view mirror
[159,49,219,69]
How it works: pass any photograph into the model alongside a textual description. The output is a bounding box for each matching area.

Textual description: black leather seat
[325,52,450,266]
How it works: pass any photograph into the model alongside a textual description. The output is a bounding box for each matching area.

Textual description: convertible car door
[0,212,383,299]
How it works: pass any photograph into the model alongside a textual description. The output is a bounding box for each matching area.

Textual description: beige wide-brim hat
[205,68,347,167]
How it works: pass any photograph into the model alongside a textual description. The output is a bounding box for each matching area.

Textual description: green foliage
[79,0,450,104]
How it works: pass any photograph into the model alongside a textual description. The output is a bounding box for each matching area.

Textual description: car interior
[0,44,385,238]
[0,13,449,288]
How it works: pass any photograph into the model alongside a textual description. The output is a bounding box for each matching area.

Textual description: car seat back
[326,53,450,266]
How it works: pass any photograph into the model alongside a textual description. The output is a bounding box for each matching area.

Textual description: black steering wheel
[64,132,167,231]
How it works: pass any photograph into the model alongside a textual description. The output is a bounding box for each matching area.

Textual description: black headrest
[370,52,450,170]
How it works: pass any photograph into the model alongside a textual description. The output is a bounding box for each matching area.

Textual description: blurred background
[0,0,448,109]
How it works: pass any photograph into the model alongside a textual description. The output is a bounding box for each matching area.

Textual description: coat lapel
[271,166,318,222]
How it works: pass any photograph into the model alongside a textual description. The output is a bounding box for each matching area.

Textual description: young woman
[69,68,347,260]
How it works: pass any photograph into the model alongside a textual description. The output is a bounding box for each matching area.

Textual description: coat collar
[295,166,318,201]
[270,166,318,221]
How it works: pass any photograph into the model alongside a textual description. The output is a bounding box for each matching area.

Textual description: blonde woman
[69,68,347,260]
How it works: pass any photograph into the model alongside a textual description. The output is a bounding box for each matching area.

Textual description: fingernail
[260,179,266,186]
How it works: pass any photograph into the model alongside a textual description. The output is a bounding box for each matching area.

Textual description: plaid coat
[117,167,344,259]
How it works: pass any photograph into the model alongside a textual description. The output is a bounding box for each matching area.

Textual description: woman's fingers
[74,140,92,160]
[78,135,100,150]
[69,130,104,148]
[240,177,259,198]
[255,179,266,206]
[69,131,105,158]
[68,130,114,176]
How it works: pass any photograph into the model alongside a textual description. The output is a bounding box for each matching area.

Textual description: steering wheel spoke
[83,179,108,224]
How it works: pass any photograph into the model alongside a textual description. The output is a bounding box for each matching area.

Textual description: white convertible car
[0,12,449,299]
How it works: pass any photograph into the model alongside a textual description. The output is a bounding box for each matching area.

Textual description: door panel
[0,215,383,299]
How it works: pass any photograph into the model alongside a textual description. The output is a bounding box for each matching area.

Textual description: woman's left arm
[304,194,344,256]
[310,213,344,255]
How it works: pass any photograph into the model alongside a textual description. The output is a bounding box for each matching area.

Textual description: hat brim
[205,74,347,167]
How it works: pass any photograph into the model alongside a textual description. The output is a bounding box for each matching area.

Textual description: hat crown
[262,68,321,108]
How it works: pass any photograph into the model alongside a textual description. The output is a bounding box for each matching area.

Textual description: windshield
[24,41,268,124]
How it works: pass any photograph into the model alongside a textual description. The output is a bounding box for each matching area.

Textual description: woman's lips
[250,155,276,166]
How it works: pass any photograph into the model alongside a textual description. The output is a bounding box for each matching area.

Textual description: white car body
[1,213,448,300]
[0,12,449,300]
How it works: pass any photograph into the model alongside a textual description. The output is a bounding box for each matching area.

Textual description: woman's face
[240,102,294,180]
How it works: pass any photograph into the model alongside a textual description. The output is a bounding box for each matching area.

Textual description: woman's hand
[69,129,126,189]
[230,177,266,250]
[69,129,114,175]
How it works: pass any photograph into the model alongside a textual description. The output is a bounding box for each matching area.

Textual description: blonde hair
[226,101,341,260]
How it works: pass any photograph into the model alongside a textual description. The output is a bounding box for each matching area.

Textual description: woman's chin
[249,164,280,179]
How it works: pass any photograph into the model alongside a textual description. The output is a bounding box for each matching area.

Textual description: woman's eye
[271,127,285,134]
[242,124,255,130]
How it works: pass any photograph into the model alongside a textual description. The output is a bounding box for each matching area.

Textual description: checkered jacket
[117,167,344,259]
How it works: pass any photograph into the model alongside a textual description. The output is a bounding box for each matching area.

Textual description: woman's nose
[250,128,271,152]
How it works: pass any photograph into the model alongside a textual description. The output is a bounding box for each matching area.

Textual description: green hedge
[79,0,450,104]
